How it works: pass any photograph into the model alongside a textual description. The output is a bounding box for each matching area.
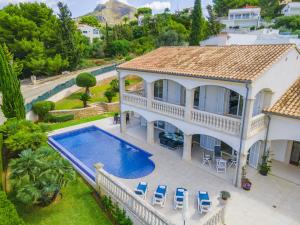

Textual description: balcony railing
[123,93,243,136]
[249,114,267,136]
[151,99,185,119]
[122,93,147,108]
[191,109,241,136]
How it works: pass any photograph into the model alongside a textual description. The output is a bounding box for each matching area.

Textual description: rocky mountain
[87,0,137,25]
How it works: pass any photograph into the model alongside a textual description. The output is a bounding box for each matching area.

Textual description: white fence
[123,93,147,109]
[191,110,241,136]
[94,163,226,225]
[151,100,185,120]
[94,163,173,225]
[249,114,267,137]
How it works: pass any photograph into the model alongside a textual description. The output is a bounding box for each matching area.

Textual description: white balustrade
[151,99,185,119]
[191,109,241,136]
[95,164,173,225]
[249,114,267,136]
[122,93,147,108]
[200,206,226,225]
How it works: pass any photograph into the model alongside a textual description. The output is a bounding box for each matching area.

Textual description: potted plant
[220,191,231,204]
[241,166,252,191]
[259,151,272,176]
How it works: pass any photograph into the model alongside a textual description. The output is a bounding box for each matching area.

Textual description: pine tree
[189,0,205,46]
[207,5,222,36]
[57,2,82,70]
[0,45,25,119]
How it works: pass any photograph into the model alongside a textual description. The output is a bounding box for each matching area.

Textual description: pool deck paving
[49,118,300,225]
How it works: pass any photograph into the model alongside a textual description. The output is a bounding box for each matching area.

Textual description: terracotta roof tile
[265,78,300,119]
[117,44,295,82]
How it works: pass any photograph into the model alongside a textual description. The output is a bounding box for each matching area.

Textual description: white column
[119,73,125,102]
[234,152,248,187]
[147,121,154,144]
[185,89,194,122]
[94,163,104,191]
[243,98,255,138]
[146,82,153,110]
[120,112,126,134]
[182,134,192,161]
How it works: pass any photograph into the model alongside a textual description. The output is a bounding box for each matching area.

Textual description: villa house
[282,2,300,16]
[220,6,261,29]
[117,44,300,186]
[77,24,101,43]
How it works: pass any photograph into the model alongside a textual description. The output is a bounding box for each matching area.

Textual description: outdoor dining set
[159,132,184,149]
[134,182,212,214]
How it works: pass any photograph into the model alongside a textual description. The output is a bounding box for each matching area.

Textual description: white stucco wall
[268,115,300,142]
[271,140,292,163]
[251,48,300,103]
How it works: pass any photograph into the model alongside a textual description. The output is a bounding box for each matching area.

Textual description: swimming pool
[48,126,155,181]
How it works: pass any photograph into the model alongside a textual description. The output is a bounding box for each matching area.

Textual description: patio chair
[167,139,178,150]
[134,182,148,200]
[216,159,227,173]
[228,157,237,168]
[197,191,212,214]
[152,185,168,207]
[159,136,168,147]
[173,187,187,209]
[202,152,211,167]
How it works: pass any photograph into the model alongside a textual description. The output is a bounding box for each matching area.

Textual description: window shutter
[199,86,206,111]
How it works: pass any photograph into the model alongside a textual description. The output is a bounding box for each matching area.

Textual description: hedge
[32,101,55,121]
[45,114,75,123]
[0,191,24,225]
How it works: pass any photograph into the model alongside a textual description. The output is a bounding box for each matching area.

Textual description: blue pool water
[48,126,155,180]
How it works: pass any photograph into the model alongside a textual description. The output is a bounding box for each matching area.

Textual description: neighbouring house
[78,24,101,43]
[220,6,261,30]
[282,2,300,16]
[117,44,300,186]
[201,29,300,47]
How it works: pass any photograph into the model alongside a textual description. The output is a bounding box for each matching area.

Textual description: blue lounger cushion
[175,188,186,202]
[155,185,167,198]
[198,191,211,206]
[135,182,147,195]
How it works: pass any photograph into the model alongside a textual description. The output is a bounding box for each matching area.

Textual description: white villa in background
[77,24,101,43]
[220,7,261,29]
[201,29,300,48]
[282,2,300,16]
[117,44,300,186]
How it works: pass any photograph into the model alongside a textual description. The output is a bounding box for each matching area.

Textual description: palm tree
[9,147,76,206]
[123,16,129,24]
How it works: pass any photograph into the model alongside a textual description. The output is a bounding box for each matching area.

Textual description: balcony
[249,114,268,137]
[122,93,242,136]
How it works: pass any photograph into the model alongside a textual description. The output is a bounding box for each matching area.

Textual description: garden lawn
[46,113,115,131]
[13,177,112,225]
[55,81,119,110]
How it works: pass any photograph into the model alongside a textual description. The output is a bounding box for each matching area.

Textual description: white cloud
[144,1,171,12]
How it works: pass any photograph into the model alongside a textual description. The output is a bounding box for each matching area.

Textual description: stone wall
[99,102,120,112]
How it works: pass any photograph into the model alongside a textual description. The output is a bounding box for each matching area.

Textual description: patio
[51,118,300,225]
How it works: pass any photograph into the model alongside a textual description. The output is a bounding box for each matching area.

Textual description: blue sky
[0,0,212,17]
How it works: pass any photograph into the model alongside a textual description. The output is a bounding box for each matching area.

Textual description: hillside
[86,0,137,25]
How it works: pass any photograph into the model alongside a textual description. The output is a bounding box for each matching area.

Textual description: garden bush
[0,191,25,225]
[104,90,116,103]
[76,73,96,95]
[45,114,74,123]
[32,101,55,121]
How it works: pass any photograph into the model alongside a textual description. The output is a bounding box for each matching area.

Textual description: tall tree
[207,5,223,36]
[189,0,205,46]
[57,2,82,70]
[0,45,25,119]
[259,0,280,19]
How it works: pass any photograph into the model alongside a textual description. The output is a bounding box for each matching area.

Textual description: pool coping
[48,125,155,182]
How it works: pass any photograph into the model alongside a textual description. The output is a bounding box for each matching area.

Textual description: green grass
[55,83,119,110]
[13,177,112,225]
[46,113,115,131]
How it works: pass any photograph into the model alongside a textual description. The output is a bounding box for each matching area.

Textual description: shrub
[0,191,25,225]
[75,73,96,95]
[32,101,55,121]
[104,90,116,103]
[220,191,231,200]
[9,147,76,206]
[110,79,119,92]
[0,119,47,152]
[45,114,74,123]
[106,39,131,57]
